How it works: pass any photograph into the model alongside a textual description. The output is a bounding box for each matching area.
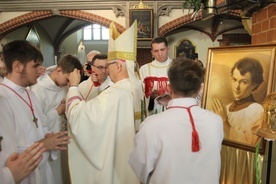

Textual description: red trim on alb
[167,105,200,152]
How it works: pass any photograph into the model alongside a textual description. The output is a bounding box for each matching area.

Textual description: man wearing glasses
[80,50,100,82]
[78,53,112,101]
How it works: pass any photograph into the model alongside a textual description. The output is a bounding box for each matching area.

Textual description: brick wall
[252,4,276,44]
[137,48,152,67]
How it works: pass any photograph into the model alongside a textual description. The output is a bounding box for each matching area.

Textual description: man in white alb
[0,40,70,184]
[139,36,172,116]
[129,58,224,184]
[30,54,82,184]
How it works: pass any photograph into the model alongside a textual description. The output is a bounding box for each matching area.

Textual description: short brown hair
[168,57,205,97]
[57,54,83,74]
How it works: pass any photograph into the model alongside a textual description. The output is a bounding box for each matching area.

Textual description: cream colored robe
[226,102,263,145]
[78,76,112,102]
[139,58,172,115]
[66,79,139,184]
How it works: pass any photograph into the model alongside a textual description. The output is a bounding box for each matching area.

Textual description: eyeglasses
[106,62,117,68]
[89,62,107,70]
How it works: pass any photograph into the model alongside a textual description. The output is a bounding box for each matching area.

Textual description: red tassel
[167,105,200,152]
[192,130,200,152]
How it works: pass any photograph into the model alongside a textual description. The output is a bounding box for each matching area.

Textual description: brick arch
[0,11,52,39]
[59,10,125,32]
[158,11,203,37]
[159,10,242,42]
[0,10,125,40]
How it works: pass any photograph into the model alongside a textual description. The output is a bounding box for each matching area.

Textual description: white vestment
[66,79,139,184]
[78,76,112,101]
[139,58,172,115]
[30,66,69,184]
[31,66,68,132]
[129,98,224,184]
[226,102,263,145]
[0,78,54,184]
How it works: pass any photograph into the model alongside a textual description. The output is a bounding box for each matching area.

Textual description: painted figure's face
[231,68,257,100]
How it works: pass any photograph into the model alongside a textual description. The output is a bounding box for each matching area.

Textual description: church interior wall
[2,23,55,67]
[167,29,221,66]
[158,9,190,27]
[1,2,276,183]
[83,10,126,26]
[0,12,29,24]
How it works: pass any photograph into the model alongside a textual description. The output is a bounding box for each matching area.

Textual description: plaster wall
[0,12,29,24]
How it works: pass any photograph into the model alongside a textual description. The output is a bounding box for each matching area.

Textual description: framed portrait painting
[129,9,153,40]
[202,44,276,154]
[174,38,196,59]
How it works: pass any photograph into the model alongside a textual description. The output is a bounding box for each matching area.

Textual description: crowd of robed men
[0,21,224,184]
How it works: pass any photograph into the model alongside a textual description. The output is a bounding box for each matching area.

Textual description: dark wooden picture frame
[129,9,153,41]
[174,38,196,59]
[202,44,276,154]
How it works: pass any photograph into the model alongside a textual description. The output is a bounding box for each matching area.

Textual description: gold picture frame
[129,9,153,41]
[202,44,276,154]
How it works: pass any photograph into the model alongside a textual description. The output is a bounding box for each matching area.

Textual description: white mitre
[108,20,143,100]
[108,21,145,129]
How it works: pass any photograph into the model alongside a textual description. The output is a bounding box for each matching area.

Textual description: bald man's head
[86,50,101,63]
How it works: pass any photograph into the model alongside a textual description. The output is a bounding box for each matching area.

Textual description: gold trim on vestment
[108,51,136,61]
[149,63,171,68]
[134,111,141,120]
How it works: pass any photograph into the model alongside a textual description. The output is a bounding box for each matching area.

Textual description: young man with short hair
[139,36,172,115]
[30,54,83,184]
[0,40,70,184]
[129,58,224,184]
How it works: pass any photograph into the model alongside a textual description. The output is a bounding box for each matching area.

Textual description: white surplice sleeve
[128,126,155,184]
[66,86,108,170]
[31,85,59,131]
[0,97,18,184]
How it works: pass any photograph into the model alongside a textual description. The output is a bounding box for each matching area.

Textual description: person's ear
[168,83,173,95]
[251,83,258,91]
[198,83,204,95]
[151,50,154,58]
[196,83,204,97]
[116,62,123,73]
[56,67,63,74]
[13,60,23,73]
